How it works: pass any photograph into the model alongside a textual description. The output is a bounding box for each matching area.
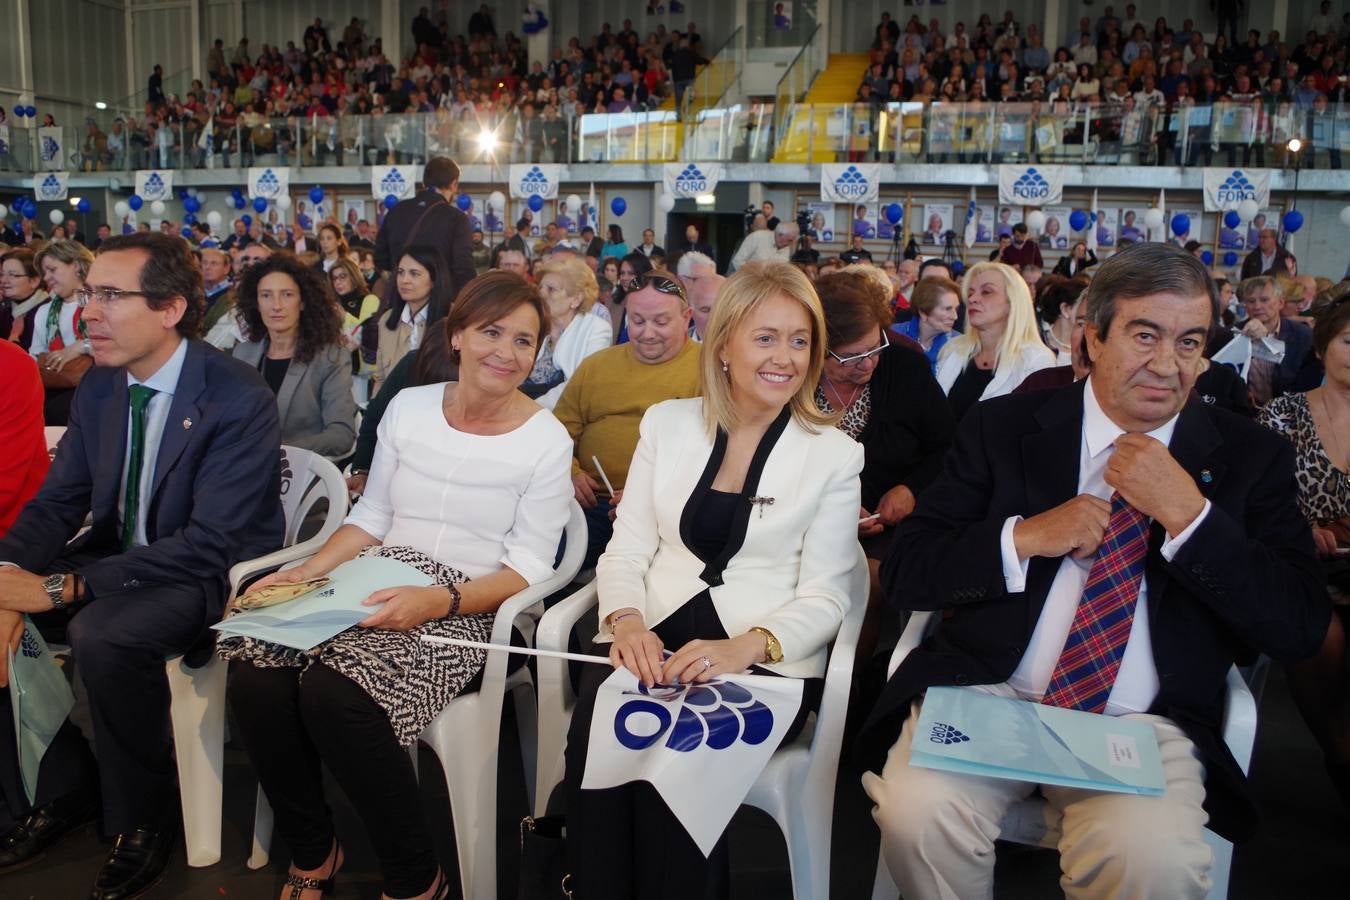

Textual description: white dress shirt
[994,376,1211,715]
[119,337,189,548]
[400,302,428,351]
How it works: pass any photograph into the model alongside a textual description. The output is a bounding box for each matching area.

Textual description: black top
[260,356,290,395]
[1195,360,1255,417]
[687,490,740,563]
[948,359,994,422]
[855,344,955,510]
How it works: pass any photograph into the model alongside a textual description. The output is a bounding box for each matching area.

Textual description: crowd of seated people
[2,144,1350,899]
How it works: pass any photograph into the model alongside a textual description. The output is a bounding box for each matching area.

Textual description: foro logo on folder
[929,722,970,746]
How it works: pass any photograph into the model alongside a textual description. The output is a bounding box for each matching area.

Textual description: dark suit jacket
[1240,245,1293,280]
[857,345,954,510]
[856,380,1328,841]
[1212,317,1321,398]
[373,189,476,304]
[0,340,285,612]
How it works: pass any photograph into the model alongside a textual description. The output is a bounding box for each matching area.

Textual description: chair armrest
[226,544,320,600]
[536,581,599,720]
[886,610,936,678]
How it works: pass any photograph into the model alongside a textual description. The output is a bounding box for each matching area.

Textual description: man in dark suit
[859,243,1328,899]
[373,155,476,301]
[675,223,714,260]
[1239,227,1294,279]
[1211,275,1320,405]
[0,233,284,896]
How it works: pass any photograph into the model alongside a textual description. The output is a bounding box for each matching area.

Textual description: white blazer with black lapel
[595,398,865,679]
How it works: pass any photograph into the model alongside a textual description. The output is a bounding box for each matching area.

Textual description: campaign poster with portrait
[513,200,547,237]
[994,205,1022,240]
[1218,213,1245,250]
[922,203,954,245]
[850,202,878,239]
[1167,208,1203,247]
[806,202,835,242]
[1246,210,1276,249]
[772,2,793,30]
[1118,207,1146,245]
[1040,206,1071,250]
[973,204,995,244]
[1094,206,1118,248]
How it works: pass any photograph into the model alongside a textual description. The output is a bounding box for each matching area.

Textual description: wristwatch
[749,626,783,665]
[82,337,93,355]
[43,573,68,610]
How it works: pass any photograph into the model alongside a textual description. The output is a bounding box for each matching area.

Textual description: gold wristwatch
[749,626,783,664]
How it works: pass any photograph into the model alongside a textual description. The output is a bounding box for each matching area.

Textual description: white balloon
[1341,206,1350,228]
[0,204,8,219]
[49,209,64,225]
[1024,210,1046,232]
[1237,199,1259,222]
[488,191,506,211]
[1143,208,1165,231]
[109,177,122,192]
[114,201,130,217]
[658,194,676,213]
[206,210,223,228]
[151,200,166,215]
[186,187,198,198]
[564,193,582,214]
[275,194,292,211]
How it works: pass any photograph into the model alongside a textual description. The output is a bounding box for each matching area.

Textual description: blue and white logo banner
[1202,168,1271,212]
[509,163,561,200]
[135,169,175,202]
[33,172,69,202]
[998,164,1065,205]
[247,166,290,200]
[663,162,723,198]
[371,164,420,201]
[820,163,881,203]
[0,125,10,156]
[37,127,64,171]
[582,668,803,855]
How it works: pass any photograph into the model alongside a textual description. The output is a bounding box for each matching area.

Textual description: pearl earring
[721,360,728,373]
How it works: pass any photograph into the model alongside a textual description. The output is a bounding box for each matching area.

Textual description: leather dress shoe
[89,822,177,900]
[0,797,97,873]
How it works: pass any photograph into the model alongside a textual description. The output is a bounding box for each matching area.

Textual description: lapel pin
[182,417,193,430]
[1200,469,1213,484]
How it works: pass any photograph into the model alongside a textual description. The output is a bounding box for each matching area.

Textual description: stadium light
[477,130,498,154]
[1287,138,1303,154]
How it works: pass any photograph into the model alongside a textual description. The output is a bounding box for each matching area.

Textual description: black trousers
[563,594,820,900]
[0,553,213,835]
[229,661,438,898]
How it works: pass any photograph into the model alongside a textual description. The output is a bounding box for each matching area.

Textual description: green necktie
[122,384,159,551]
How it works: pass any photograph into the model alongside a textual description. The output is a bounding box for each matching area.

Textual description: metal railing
[773,25,825,157]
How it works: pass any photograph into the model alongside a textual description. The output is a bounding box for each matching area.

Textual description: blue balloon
[77,198,92,213]
[252,196,268,213]
[231,187,243,198]
[1223,251,1238,267]
[1069,210,1089,231]
[1223,210,1241,229]
[309,186,325,205]
[610,196,626,217]
[456,193,472,211]
[1170,214,1191,237]
[949,260,965,276]
[384,194,398,209]
[183,195,201,213]
[10,106,22,119]
[24,106,35,118]
[181,227,193,239]
[527,194,544,212]
[884,203,903,225]
[128,194,143,211]
[20,201,35,219]
[234,194,247,209]
[183,213,196,225]
[1283,210,1304,233]
[1201,249,1214,266]
[241,214,252,227]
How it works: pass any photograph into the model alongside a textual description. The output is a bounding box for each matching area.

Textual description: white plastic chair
[534,548,870,899]
[167,446,349,867]
[248,501,586,900]
[869,611,1257,900]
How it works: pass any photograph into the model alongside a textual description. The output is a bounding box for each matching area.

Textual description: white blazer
[934,340,1057,402]
[595,398,864,679]
[538,312,612,410]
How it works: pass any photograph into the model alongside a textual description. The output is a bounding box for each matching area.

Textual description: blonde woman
[935,261,1055,420]
[32,239,96,424]
[563,261,864,898]
[527,253,612,408]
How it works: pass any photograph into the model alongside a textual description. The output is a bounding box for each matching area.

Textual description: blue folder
[909,686,1166,796]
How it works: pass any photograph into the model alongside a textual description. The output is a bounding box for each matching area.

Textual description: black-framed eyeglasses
[75,286,159,308]
[639,271,688,306]
[828,330,890,367]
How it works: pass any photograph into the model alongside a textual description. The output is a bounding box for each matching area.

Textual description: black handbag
[518,815,573,899]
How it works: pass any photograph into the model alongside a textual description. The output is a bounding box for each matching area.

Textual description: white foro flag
[247,166,291,200]
[820,163,882,203]
[1088,188,1100,253]
[371,165,421,201]
[582,668,804,855]
[509,163,561,199]
[963,187,979,249]
[37,127,63,171]
[663,163,723,198]
[1202,167,1272,212]
[134,169,175,202]
[997,164,1066,205]
[34,172,69,202]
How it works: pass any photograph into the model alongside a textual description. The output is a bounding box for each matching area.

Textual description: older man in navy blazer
[0,233,284,898]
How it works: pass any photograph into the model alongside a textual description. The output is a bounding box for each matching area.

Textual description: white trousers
[863,690,1214,900]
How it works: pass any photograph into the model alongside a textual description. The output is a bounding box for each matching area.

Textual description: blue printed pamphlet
[211,556,432,650]
[909,686,1166,796]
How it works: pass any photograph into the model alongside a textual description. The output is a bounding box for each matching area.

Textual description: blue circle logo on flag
[614,680,775,753]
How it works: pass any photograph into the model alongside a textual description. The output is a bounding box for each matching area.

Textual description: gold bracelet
[748,626,783,664]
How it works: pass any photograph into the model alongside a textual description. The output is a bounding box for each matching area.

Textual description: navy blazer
[856,380,1329,841]
[0,340,285,612]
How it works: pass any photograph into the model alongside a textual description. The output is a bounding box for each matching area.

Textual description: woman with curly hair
[231,252,357,458]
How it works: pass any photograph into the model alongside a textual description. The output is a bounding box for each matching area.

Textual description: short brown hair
[910,276,961,317]
[423,156,461,190]
[96,233,206,338]
[443,271,546,363]
[1313,297,1350,359]
[0,247,39,278]
[816,270,891,347]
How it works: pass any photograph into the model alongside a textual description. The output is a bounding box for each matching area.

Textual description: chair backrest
[278,445,349,548]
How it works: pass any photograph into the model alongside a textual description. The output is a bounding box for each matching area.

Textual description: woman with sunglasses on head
[564,261,864,899]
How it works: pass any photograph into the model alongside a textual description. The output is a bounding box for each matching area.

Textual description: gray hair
[676,250,715,278]
[1082,242,1218,340]
[774,221,800,239]
[1237,275,1281,304]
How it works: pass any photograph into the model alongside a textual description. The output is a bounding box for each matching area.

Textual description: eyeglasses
[828,330,890,367]
[75,286,158,308]
[639,271,688,306]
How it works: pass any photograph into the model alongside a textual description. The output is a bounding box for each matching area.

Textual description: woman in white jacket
[563,261,864,899]
[528,253,612,408]
[935,261,1056,420]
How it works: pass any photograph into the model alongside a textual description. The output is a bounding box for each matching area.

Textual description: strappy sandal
[283,841,342,900]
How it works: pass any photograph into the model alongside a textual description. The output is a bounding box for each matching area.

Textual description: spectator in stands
[862,241,1327,900]
[527,253,611,409]
[895,276,962,373]
[935,261,1056,420]
[0,232,284,897]
[1214,276,1320,405]
[687,269,724,342]
[676,223,714,260]
[1035,275,1089,366]
[373,156,475,304]
[600,225,629,262]
[496,248,529,277]
[840,234,874,265]
[554,270,701,568]
[730,221,798,271]
[1052,241,1098,277]
[1241,227,1295,279]
[330,257,381,358]
[919,258,954,282]
[635,228,663,259]
[373,244,452,393]
[315,223,348,275]
[230,254,356,458]
[564,261,861,898]
[0,248,48,349]
[0,339,48,535]
[998,222,1044,270]
[221,272,570,900]
[32,240,96,426]
[506,218,535,262]
[199,248,235,337]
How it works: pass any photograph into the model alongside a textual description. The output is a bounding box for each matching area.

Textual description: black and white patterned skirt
[217,545,494,746]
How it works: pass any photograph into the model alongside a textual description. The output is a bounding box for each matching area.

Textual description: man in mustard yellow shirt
[553,272,701,567]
